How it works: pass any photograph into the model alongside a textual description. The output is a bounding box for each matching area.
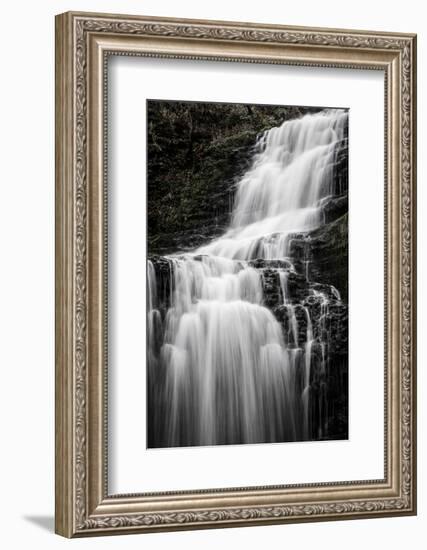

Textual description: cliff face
[288,132,349,303]
[289,212,348,303]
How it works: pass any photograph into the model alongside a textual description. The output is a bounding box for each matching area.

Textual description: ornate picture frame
[55,11,417,537]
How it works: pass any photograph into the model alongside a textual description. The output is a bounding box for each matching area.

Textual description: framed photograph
[55,11,417,537]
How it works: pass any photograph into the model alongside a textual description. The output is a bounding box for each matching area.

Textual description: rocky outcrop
[148,255,173,311]
[289,212,348,303]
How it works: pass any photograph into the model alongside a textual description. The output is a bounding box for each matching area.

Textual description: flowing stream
[147,108,348,447]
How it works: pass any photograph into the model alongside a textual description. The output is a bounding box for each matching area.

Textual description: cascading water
[147,108,348,447]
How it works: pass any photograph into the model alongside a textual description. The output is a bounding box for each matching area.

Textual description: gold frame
[55,11,417,538]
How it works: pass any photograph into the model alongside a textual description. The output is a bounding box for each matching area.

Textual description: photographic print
[147,100,349,449]
[56,13,417,536]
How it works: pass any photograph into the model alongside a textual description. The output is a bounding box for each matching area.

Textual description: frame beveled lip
[55,11,416,538]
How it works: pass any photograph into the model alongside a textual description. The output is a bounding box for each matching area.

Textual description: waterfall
[198,108,347,260]
[147,108,348,447]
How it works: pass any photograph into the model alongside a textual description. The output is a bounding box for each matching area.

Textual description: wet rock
[260,269,282,309]
[289,213,348,303]
[286,271,310,303]
[273,304,310,347]
[148,256,173,311]
[325,303,348,355]
[310,282,342,302]
[320,194,348,224]
[332,137,348,196]
[249,259,292,270]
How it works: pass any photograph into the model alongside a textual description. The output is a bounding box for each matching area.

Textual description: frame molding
[55,11,416,537]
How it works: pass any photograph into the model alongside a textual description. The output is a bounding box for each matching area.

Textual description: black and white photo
[146,100,349,448]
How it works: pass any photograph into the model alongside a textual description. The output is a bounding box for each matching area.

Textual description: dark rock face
[148,255,173,311]
[331,137,348,196]
[289,213,348,303]
[147,101,326,255]
[321,195,348,224]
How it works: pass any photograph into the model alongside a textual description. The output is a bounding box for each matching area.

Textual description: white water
[198,108,347,260]
[147,109,347,447]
